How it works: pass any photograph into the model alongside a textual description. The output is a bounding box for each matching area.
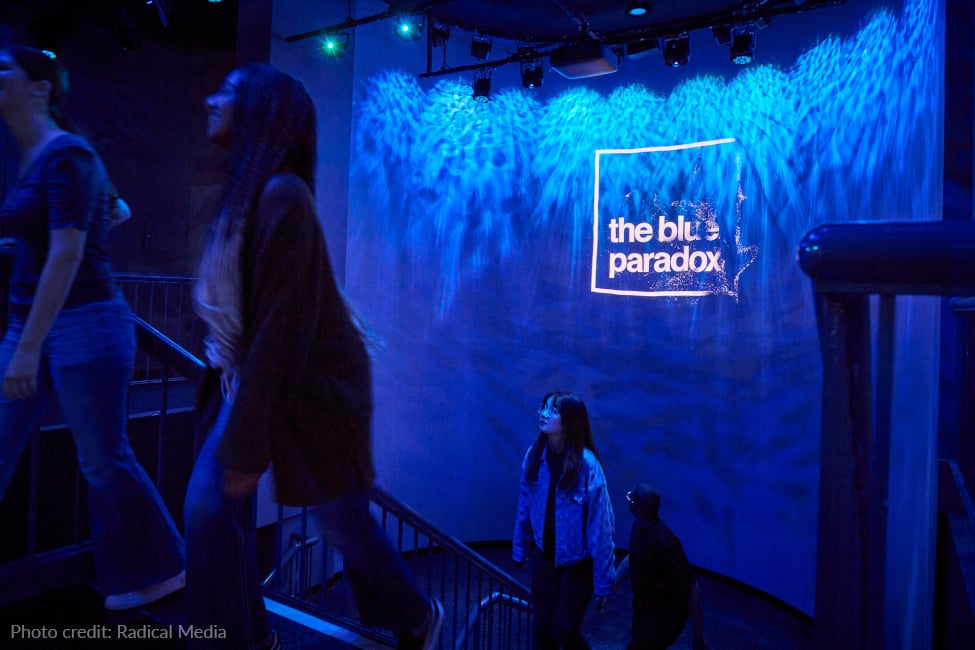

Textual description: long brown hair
[207,63,315,250]
[525,391,601,491]
[195,64,317,364]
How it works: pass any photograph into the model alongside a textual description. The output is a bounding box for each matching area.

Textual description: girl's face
[0,52,38,113]
[204,70,240,147]
[537,397,562,437]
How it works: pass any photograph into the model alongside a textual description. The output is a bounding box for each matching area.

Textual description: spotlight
[394,15,423,41]
[520,61,543,89]
[730,27,755,64]
[662,35,690,67]
[321,32,349,58]
[472,71,492,102]
[430,22,450,48]
[470,33,492,60]
[626,2,650,17]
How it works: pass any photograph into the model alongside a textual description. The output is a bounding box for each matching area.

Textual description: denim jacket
[512,446,616,596]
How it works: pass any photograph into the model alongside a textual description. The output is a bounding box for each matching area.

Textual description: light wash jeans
[0,296,185,595]
[184,398,429,649]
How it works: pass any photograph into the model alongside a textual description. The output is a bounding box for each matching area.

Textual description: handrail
[369,483,532,598]
[302,483,534,648]
[453,591,532,650]
[267,483,533,648]
[798,220,975,293]
[133,314,206,384]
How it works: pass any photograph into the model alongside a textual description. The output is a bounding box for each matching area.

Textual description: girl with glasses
[512,391,617,649]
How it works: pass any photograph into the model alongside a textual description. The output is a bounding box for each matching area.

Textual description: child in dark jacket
[615,484,710,650]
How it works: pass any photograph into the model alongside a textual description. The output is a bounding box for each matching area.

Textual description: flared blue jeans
[0,296,185,595]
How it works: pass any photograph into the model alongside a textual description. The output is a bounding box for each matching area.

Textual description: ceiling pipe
[283,0,454,43]
[550,0,602,43]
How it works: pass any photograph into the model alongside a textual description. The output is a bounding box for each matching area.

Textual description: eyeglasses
[537,405,560,417]
[625,490,635,504]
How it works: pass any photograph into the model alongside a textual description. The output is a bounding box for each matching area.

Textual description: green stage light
[395,16,423,42]
[321,33,349,58]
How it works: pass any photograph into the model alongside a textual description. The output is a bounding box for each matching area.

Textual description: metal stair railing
[453,591,532,650]
[0,266,533,648]
[263,484,533,650]
[116,273,204,383]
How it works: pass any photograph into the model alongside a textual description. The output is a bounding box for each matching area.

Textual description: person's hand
[222,467,262,498]
[513,558,525,569]
[109,197,132,228]
[3,346,41,400]
[593,595,609,613]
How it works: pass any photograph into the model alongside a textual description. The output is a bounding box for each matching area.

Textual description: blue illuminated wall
[296,0,942,613]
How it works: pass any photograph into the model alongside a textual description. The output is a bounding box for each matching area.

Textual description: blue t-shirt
[1,133,116,314]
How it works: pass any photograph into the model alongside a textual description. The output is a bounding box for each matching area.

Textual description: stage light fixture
[626,2,650,17]
[470,33,492,60]
[430,22,450,48]
[662,35,690,67]
[472,71,492,102]
[730,27,755,64]
[520,61,544,89]
[394,15,423,41]
[321,32,349,58]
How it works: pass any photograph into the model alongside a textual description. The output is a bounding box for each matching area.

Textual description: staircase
[0,270,533,649]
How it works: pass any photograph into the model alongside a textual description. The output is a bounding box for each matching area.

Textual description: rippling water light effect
[352,1,935,313]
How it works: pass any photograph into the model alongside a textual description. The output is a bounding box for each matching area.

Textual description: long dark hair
[525,391,601,491]
[213,63,316,240]
[7,45,75,132]
[195,64,379,356]
[195,65,317,355]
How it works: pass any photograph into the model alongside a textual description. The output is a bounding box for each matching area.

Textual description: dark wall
[0,3,237,276]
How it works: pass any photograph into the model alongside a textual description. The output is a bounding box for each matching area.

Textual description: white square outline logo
[590,137,737,297]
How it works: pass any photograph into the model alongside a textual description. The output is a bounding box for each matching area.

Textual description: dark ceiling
[390,0,846,46]
[0,0,238,51]
[280,1,847,77]
[0,1,846,65]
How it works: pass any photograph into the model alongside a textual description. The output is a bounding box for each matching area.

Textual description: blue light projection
[350,1,935,315]
[346,0,939,613]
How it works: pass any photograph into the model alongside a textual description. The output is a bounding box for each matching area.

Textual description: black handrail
[369,483,531,598]
[798,220,975,293]
[133,314,206,384]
